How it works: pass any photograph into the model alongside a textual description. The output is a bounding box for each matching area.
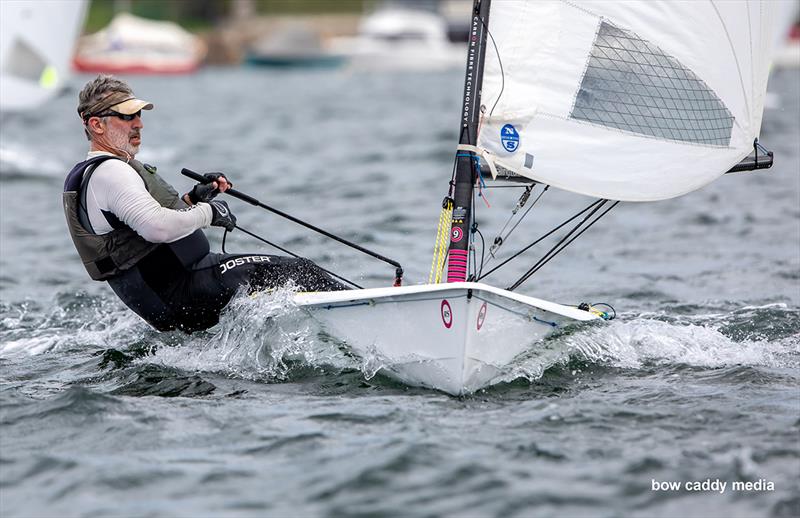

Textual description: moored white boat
[245,24,346,69]
[329,7,464,71]
[73,13,205,74]
[295,282,598,395]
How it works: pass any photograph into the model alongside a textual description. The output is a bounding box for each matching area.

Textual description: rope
[509,201,609,290]
[474,224,487,280]
[476,158,490,208]
[456,151,491,208]
[486,184,548,265]
[508,201,619,291]
[480,15,505,118]
[234,224,362,289]
[478,199,605,282]
[456,144,499,179]
[470,188,477,278]
[428,197,454,284]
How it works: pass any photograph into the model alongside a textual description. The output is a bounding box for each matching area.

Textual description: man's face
[98,112,143,157]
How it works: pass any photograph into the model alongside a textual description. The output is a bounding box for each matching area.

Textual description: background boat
[329,6,465,71]
[0,0,87,112]
[73,12,206,75]
[244,23,345,69]
[774,22,800,69]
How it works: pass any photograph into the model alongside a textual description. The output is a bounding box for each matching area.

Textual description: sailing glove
[187,172,231,204]
[209,200,236,231]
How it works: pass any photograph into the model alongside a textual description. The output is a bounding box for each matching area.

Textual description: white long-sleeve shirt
[83,151,212,243]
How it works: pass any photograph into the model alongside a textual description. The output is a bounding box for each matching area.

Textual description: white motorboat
[329,7,464,71]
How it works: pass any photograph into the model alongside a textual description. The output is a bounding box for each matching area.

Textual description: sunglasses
[95,110,141,121]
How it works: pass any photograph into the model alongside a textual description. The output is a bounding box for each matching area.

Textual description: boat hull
[295,282,598,395]
[72,56,200,75]
[244,53,346,69]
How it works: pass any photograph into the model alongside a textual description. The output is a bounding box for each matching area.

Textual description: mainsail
[443,0,779,284]
[475,1,778,201]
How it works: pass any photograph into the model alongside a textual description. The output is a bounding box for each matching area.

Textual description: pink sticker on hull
[477,302,487,330]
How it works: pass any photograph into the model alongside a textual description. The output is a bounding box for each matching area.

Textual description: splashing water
[0,143,67,179]
[147,287,358,381]
[0,294,153,357]
[3,289,797,392]
[567,318,791,369]
[496,304,800,385]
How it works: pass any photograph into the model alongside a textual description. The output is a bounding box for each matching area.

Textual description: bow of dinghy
[295,282,599,394]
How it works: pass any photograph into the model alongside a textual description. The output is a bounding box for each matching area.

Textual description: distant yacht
[245,23,346,69]
[73,13,206,75]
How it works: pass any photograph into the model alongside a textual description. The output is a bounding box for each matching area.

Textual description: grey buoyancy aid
[63,155,210,280]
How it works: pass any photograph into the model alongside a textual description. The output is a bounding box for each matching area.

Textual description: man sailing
[64,75,346,333]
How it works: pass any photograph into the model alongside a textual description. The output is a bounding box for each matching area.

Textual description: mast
[447,0,491,283]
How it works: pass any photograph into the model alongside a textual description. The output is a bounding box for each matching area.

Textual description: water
[1,67,798,517]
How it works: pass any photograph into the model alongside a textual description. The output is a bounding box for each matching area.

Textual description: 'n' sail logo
[501,124,519,152]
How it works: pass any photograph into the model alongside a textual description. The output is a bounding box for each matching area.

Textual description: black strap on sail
[447,0,491,283]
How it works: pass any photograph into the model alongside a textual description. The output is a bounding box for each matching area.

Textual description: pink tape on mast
[447,250,468,282]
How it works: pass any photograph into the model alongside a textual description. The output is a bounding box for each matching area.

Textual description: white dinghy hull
[295,282,598,395]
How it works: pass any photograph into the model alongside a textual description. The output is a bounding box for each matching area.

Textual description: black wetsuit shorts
[108,251,347,333]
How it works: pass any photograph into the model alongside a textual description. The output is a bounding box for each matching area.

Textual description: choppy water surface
[1,67,798,517]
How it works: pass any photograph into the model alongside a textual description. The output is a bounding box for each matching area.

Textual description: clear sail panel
[571,21,734,147]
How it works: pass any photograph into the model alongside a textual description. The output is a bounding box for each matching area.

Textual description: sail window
[570,21,734,147]
[3,38,47,82]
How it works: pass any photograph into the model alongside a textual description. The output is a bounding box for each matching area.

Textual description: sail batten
[476,0,778,201]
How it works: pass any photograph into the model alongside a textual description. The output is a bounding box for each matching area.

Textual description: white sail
[0,0,87,112]
[476,1,780,201]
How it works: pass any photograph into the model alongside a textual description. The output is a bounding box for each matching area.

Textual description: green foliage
[255,0,369,14]
[84,0,116,32]
[85,0,227,32]
[85,0,370,33]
